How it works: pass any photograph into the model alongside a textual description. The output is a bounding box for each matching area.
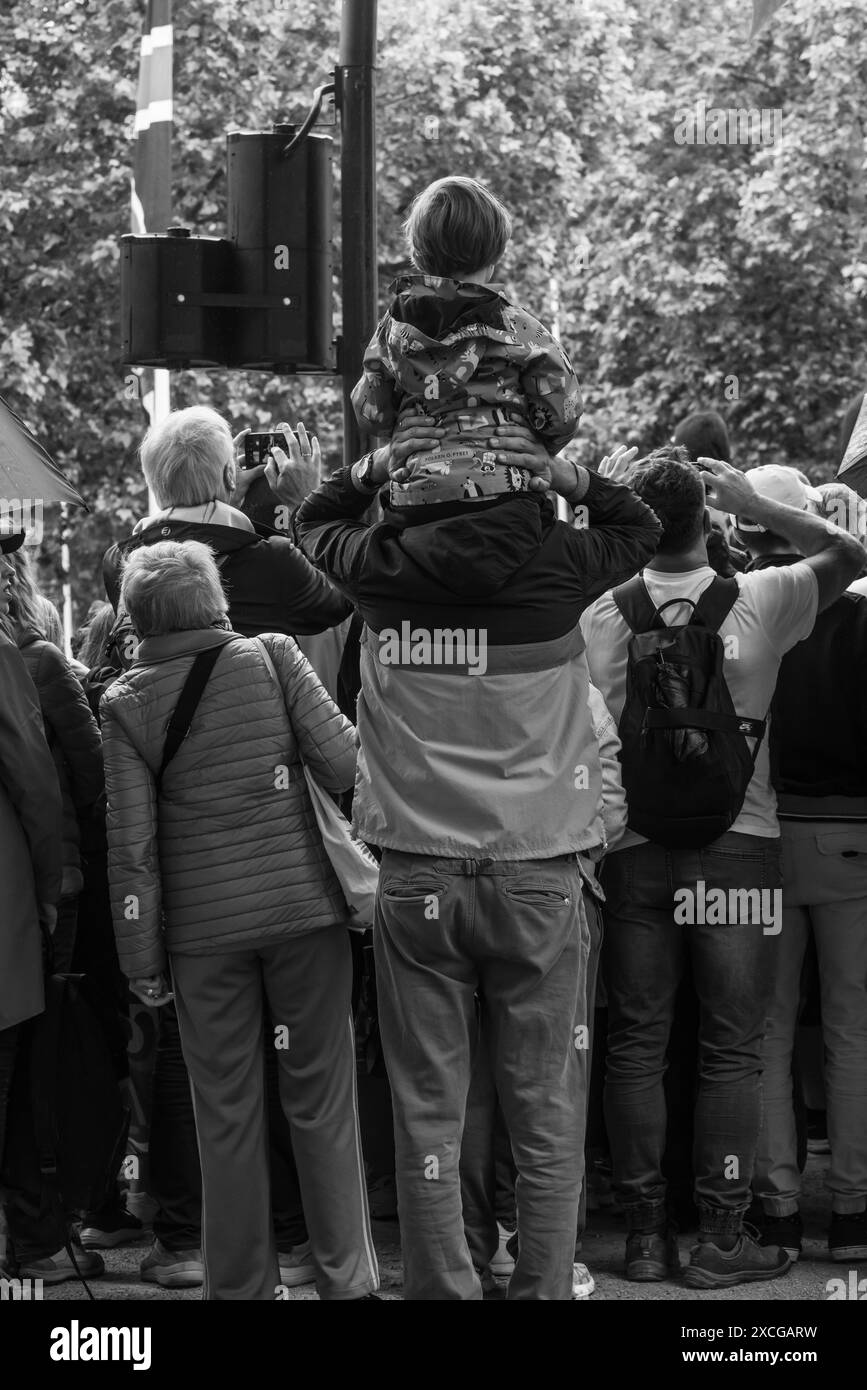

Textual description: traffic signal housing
[120,126,334,372]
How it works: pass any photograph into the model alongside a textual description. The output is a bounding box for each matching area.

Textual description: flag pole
[60,502,73,659]
[549,274,571,524]
[132,0,173,514]
[149,369,171,512]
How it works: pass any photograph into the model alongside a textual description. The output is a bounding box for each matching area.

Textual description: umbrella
[0,393,88,510]
[655,659,708,762]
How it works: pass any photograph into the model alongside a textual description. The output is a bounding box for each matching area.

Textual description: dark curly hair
[630,447,706,554]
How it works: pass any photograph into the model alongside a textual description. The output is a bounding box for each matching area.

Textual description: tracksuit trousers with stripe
[170,925,379,1301]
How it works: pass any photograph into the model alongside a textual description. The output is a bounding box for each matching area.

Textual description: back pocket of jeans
[381,879,448,904]
[815,829,867,862]
[503,882,572,908]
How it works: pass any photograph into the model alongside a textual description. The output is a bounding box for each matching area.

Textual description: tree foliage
[2,0,865,616]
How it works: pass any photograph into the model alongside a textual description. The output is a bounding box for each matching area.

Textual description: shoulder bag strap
[155,644,227,794]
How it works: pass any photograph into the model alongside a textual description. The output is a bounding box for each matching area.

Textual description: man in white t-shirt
[581,448,865,1290]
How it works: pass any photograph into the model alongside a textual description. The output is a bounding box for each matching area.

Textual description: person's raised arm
[274,417,444,594]
[699,457,866,613]
[489,426,662,602]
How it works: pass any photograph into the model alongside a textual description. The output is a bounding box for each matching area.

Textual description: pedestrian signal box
[120,128,334,372]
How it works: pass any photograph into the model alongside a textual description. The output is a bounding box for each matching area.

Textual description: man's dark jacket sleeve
[293,468,382,598]
[563,470,662,607]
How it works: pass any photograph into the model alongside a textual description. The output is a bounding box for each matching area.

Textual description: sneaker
[278,1239,316,1288]
[140,1238,203,1288]
[829,1210,867,1262]
[684,1230,792,1289]
[18,1245,105,1286]
[625,1226,681,1282]
[366,1174,398,1221]
[80,1209,146,1249]
[572,1261,596,1299]
[489,1222,516,1277]
[757,1211,803,1261]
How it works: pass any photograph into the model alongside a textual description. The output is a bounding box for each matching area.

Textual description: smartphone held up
[243,431,290,469]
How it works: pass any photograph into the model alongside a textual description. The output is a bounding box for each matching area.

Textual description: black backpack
[2,973,130,1222]
[612,574,766,849]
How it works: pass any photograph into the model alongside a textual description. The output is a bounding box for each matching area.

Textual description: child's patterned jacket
[352,275,583,452]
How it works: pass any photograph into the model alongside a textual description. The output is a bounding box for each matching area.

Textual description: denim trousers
[374,850,590,1301]
[755,819,867,1216]
[602,831,781,1235]
[460,881,605,1263]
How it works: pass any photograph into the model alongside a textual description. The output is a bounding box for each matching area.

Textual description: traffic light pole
[337,0,378,469]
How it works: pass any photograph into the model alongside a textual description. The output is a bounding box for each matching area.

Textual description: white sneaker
[278,1240,316,1288]
[572,1261,596,1299]
[489,1222,516,1277]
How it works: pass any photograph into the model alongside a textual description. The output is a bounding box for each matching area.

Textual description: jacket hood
[386,275,512,353]
[390,495,547,598]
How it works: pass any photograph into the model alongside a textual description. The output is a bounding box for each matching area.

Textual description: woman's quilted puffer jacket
[101,628,357,978]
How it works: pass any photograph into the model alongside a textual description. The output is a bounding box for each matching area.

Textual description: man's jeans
[755,819,867,1217]
[602,832,781,1236]
[460,876,604,1268]
[374,850,590,1301]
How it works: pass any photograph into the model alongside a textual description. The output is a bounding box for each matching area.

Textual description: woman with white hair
[102,406,349,641]
[101,539,378,1301]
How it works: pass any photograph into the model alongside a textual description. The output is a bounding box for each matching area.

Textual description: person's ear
[223,461,236,498]
[702,509,712,535]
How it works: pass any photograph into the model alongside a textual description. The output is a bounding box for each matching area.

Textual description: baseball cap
[732,465,821,533]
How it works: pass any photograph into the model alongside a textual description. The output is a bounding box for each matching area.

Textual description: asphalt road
[36,1153,862,1303]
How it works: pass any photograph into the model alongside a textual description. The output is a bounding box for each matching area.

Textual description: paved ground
[37,1154,862,1302]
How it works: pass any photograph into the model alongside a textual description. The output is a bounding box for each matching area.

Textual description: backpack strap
[155,643,227,794]
[612,576,663,633]
[644,707,766,744]
[690,576,741,631]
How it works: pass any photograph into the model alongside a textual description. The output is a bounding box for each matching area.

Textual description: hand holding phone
[243,431,290,469]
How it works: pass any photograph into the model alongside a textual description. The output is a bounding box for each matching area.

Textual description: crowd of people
[1,176,866,1301]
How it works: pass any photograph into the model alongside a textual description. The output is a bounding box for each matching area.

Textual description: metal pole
[338,0,378,469]
[60,503,73,660]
